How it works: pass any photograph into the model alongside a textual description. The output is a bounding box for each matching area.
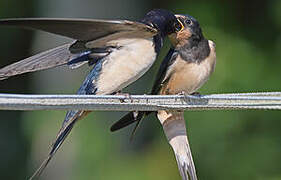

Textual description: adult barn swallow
[111,14,216,180]
[0,9,183,179]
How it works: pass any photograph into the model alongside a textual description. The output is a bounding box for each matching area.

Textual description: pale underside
[93,37,156,94]
[161,40,216,95]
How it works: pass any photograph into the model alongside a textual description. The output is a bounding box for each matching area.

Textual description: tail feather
[29,155,53,180]
[110,111,149,141]
[29,110,85,180]
[129,118,142,142]
[0,43,73,80]
[110,111,151,132]
[110,111,139,132]
[157,111,197,180]
[174,136,197,180]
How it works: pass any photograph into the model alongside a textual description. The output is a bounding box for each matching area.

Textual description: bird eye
[185,19,192,25]
[175,19,184,32]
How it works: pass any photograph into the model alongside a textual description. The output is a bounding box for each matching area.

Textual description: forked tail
[157,110,197,180]
[29,110,87,179]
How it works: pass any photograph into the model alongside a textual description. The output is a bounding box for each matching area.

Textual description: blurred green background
[0,0,280,179]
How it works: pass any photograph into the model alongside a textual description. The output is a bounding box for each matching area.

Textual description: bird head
[141,9,183,37]
[169,14,204,48]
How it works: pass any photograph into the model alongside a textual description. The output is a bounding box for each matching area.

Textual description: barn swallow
[0,9,184,179]
[111,14,216,180]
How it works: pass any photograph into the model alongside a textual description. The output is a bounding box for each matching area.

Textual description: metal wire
[0,92,280,111]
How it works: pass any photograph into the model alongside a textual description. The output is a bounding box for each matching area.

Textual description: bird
[110,14,216,180]
[0,9,184,179]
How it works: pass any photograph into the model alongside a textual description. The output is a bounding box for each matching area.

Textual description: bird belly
[95,38,156,94]
[163,42,216,95]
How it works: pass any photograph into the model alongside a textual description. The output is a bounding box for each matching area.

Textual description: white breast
[95,38,156,94]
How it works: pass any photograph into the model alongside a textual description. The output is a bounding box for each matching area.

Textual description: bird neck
[177,38,210,63]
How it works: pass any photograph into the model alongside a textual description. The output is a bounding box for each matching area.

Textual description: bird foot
[115,91,133,103]
[190,92,201,97]
[178,91,201,103]
[177,91,189,103]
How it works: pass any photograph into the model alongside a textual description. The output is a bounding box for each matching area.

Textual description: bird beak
[174,15,185,32]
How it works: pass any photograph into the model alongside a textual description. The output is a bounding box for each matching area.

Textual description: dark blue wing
[0,18,157,41]
[0,18,157,80]
[151,48,178,94]
[29,56,106,179]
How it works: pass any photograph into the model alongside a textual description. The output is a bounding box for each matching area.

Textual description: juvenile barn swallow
[0,9,184,179]
[111,14,216,180]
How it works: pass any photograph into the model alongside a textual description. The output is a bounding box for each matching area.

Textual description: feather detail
[157,110,197,180]
[0,18,157,41]
[29,110,89,179]
[0,43,73,80]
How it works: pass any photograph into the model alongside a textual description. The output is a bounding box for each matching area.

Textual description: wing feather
[0,43,74,80]
[0,18,157,41]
